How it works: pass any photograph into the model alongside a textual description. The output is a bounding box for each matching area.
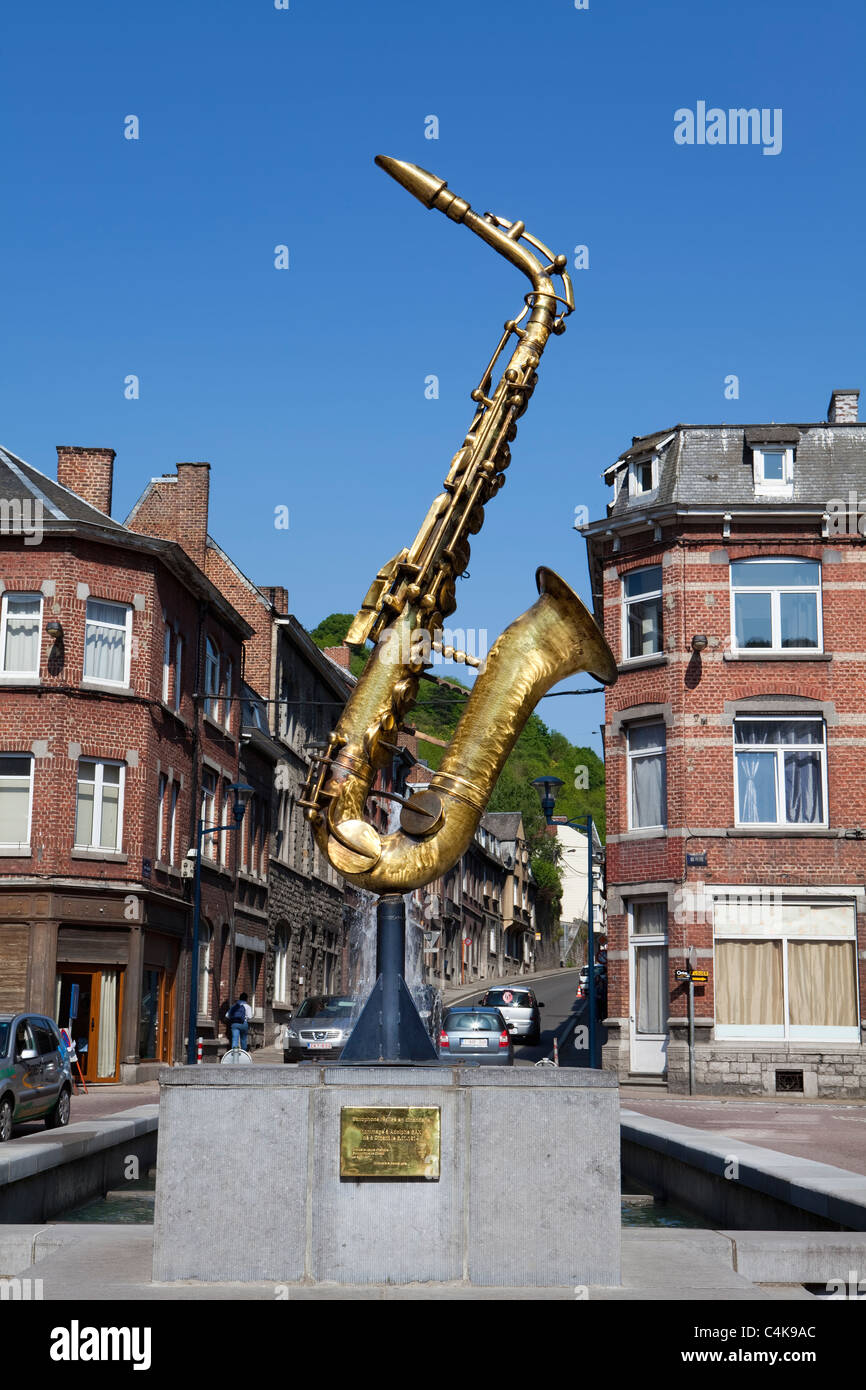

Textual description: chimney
[323,644,352,669]
[56,446,115,516]
[261,585,289,615]
[827,389,859,424]
[174,463,211,569]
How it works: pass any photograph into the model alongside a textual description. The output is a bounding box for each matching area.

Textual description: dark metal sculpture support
[340,895,439,1064]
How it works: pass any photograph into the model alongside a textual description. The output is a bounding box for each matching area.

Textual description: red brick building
[0,445,252,1080]
[583,390,866,1096]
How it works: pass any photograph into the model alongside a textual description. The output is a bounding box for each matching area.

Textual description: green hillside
[309,613,606,844]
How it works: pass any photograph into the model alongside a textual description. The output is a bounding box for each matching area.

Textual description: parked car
[0,1014,73,1142]
[282,995,357,1062]
[439,1006,514,1065]
[480,985,543,1045]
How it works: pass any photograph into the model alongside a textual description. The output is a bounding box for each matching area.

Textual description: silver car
[0,1014,73,1141]
[481,986,543,1044]
[283,995,357,1062]
[439,1006,514,1065]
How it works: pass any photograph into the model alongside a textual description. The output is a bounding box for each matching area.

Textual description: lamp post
[186,781,253,1064]
[532,776,604,1069]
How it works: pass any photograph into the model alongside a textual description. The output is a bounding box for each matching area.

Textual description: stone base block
[152,1065,620,1287]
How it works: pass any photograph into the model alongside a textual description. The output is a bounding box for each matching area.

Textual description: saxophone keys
[400,790,444,838]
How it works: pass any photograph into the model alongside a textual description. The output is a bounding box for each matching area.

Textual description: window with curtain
[632,899,668,934]
[0,754,33,846]
[734,718,826,826]
[198,924,213,1017]
[174,633,183,711]
[731,558,821,652]
[157,773,167,860]
[274,925,289,1002]
[219,780,230,867]
[162,624,171,702]
[97,970,119,1078]
[204,638,220,720]
[623,567,663,659]
[1,593,42,674]
[75,760,123,850]
[223,659,232,731]
[635,944,668,1034]
[716,937,857,1039]
[84,600,131,684]
[627,722,667,829]
[168,781,178,864]
[200,769,217,846]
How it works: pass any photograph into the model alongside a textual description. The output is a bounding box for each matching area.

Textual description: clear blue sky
[2,0,864,754]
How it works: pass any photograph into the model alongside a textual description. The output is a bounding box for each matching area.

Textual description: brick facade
[0,445,252,1080]
[585,402,866,1096]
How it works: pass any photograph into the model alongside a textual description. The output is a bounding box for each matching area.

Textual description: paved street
[447,966,607,1067]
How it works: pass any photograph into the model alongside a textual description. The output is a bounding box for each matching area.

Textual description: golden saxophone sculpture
[301,156,617,893]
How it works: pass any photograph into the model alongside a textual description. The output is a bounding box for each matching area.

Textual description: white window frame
[83,600,132,687]
[223,659,232,732]
[626,721,667,831]
[200,768,218,859]
[730,557,823,655]
[274,926,289,1003]
[174,633,183,712]
[732,715,828,829]
[74,758,125,852]
[714,893,859,1043]
[204,638,220,721]
[161,618,171,703]
[0,592,43,676]
[219,779,230,867]
[621,566,663,661]
[628,454,658,496]
[197,923,213,1020]
[157,772,167,860]
[168,780,178,866]
[752,445,794,494]
[0,753,34,849]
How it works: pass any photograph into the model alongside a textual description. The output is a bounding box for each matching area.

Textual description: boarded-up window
[0,925,29,1010]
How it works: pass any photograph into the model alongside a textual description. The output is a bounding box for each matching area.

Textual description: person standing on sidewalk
[227,993,251,1052]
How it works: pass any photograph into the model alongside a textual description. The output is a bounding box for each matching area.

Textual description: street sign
[686,852,707,867]
[691,970,709,983]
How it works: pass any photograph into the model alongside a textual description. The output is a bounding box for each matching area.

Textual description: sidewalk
[0,1223,817,1300]
[7,1082,159,1141]
[626,1096,866,1178]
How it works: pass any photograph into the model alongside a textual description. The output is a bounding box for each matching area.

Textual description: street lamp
[532,775,603,1069]
[186,780,253,1063]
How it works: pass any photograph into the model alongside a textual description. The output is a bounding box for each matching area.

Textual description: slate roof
[481,811,523,842]
[0,444,253,638]
[0,444,130,533]
[603,423,866,520]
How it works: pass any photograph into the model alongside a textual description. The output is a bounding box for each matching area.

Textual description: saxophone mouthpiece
[375,155,465,217]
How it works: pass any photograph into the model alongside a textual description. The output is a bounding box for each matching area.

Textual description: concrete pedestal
[152,1065,620,1287]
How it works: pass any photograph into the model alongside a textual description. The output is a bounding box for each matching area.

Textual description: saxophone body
[301,157,617,894]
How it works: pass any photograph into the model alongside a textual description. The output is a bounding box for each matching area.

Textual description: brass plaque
[340,1106,440,1180]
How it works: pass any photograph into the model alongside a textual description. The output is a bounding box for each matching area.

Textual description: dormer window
[753,445,794,494]
[629,455,658,496]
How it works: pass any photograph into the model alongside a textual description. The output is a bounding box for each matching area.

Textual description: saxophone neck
[375,155,573,325]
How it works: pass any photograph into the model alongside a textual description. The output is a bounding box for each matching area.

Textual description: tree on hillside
[309,614,355,650]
